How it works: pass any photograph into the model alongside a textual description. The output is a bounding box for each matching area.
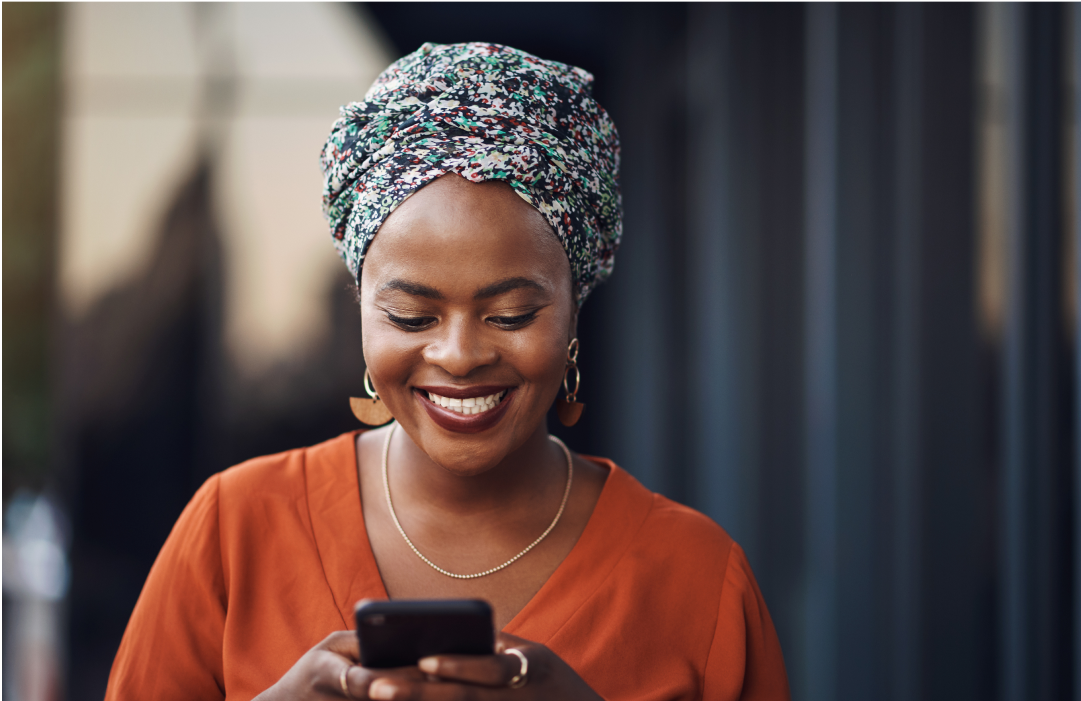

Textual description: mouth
[415,385,515,434]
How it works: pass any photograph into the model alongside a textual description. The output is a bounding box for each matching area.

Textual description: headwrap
[320,42,622,304]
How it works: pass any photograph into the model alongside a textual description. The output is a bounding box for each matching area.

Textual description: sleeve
[703,543,791,701]
[105,475,227,701]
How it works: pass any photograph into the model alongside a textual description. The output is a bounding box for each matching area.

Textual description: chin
[421,437,514,477]
[408,408,536,473]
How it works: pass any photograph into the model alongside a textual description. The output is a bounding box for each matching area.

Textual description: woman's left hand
[365,633,602,701]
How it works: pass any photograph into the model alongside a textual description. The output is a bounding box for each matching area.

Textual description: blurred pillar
[3,495,70,701]
[983,6,1026,700]
[1074,8,1081,699]
[828,6,984,700]
[2,5,66,700]
[2,2,61,497]
[599,3,689,500]
[674,7,807,688]
[993,5,1074,701]
[685,2,760,569]
[1074,7,1081,698]
[802,5,839,701]
[890,6,923,700]
[915,7,985,700]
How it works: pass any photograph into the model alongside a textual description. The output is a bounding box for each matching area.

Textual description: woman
[106,43,789,701]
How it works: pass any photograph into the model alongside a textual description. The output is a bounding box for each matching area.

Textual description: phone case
[354,599,494,668]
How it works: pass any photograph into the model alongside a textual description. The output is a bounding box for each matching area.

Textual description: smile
[415,385,516,434]
[424,390,508,415]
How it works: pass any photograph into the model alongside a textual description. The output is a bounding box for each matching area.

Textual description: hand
[253,631,425,700]
[366,633,603,701]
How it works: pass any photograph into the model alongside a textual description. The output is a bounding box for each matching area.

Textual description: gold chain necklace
[381,422,574,579]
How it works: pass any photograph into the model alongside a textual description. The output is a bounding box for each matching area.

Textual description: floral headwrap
[320,42,622,304]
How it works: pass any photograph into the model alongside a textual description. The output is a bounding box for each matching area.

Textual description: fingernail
[369,680,397,700]
[418,657,438,674]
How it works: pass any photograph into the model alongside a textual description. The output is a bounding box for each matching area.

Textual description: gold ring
[505,648,529,689]
[339,666,353,698]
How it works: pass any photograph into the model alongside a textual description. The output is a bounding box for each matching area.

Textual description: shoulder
[646,491,735,554]
[577,458,738,611]
[594,468,789,696]
[197,431,362,588]
[208,431,360,562]
[214,431,359,505]
[636,490,736,584]
[592,459,735,565]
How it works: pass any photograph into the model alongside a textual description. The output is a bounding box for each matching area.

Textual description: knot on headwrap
[320,42,622,304]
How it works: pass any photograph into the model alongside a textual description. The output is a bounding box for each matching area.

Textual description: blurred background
[3,3,1079,701]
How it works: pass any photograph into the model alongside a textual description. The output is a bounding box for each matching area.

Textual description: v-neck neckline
[501,460,654,642]
[305,430,388,628]
[304,430,655,642]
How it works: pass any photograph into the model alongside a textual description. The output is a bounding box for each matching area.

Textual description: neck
[385,422,566,519]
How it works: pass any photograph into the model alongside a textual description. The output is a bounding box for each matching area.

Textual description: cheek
[360,308,419,385]
[508,321,569,391]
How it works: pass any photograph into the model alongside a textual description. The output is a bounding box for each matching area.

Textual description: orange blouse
[105,431,790,701]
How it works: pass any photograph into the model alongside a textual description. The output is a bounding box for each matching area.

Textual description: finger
[348,666,428,700]
[417,653,520,687]
[368,678,499,701]
[299,651,353,698]
[319,630,362,661]
[493,632,531,654]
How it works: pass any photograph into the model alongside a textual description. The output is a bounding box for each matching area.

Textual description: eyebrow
[473,277,546,299]
[379,279,444,299]
[378,276,546,301]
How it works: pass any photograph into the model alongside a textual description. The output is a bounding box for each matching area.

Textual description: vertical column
[599,5,674,494]
[803,5,839,701]
[1073,7,1081,699]
[685,4,756,549]
[1025,6,1067,699]
[979,7,1027,700]
[833,7,889,697]
[892,6,922,700]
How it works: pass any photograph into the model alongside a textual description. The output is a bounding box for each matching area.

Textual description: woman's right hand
[253,631,425,700]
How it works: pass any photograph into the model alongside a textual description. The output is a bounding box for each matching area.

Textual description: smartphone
[354,599,495,669]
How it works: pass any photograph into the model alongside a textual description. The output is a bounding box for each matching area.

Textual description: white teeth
[426,390,507,415]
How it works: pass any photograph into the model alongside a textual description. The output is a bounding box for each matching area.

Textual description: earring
[555,338,585,427]
[350,368,394,426]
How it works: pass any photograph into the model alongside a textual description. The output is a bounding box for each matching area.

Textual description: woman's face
[360,174,576,475]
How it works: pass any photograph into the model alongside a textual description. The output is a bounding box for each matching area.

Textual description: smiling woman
[104,43,790,701]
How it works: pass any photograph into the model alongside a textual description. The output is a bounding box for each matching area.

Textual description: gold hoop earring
[555,338,584,427]
[350,368,394,426]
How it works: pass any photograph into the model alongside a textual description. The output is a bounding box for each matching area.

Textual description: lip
[415,386,516,434]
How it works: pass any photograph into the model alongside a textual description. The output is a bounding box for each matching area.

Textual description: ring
[504,648,529,689]
[339,666,353,698]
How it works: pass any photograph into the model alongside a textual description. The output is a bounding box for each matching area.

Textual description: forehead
[362,175,570,288]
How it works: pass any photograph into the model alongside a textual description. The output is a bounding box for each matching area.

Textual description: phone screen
[354,599,494,668]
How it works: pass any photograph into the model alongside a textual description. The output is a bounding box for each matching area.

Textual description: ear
[568,291,579,343]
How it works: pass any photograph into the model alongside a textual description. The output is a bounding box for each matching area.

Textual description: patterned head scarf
[320,42,622,304]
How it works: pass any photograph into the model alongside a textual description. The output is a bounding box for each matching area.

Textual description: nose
[422,315,498,378]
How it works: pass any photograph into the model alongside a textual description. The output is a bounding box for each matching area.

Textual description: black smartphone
[354,599,495,669]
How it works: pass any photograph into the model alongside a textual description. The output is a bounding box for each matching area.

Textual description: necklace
[381,422,574,579]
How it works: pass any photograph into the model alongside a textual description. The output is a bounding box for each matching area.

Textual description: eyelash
[385,311,538,332]
[490,311,538,329]
[386,313,436,330]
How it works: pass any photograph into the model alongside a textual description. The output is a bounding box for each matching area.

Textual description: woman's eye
[386,313,436,330]
[488,312,538,329]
